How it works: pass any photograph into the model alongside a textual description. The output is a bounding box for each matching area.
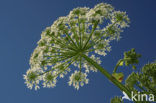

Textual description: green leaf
[125,72,137,87]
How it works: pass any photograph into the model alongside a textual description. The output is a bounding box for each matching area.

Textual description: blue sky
[0,0,156,103]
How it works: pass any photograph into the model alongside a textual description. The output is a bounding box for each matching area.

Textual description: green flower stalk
[24,2,130,97]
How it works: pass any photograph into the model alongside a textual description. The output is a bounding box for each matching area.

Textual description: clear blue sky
[0,0,156,103]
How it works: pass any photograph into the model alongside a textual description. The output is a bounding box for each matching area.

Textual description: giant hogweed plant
[23,3,133,101]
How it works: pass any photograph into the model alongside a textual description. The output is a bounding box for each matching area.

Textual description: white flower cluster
[87,3,114,23]
[68,71,89,90]
[24,3,130,90]
[23,68,43,90]
[42,71,57,88]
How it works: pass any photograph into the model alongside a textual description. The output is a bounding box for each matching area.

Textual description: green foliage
[111,96,123,103]
[113,49,155,103]
[139,62,156,96]
[125,72,138,87]
[123,48,141,69]
[125,62,156,102]
[113,48,141,73]
[141,62,156,84]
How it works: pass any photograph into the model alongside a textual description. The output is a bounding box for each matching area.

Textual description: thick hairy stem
[81,53,131,99]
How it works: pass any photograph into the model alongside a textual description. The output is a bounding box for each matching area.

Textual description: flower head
[43,71,57,88]
[23,69,43,90]
[68,71,89,90]
[24,3,130,90]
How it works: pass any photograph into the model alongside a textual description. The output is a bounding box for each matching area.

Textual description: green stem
[78,15,82,49]
[81,22,85,49]
[53,35,76,51]
[79,56,82,72]
[56,55,79,76]
[39,55,79,77]
[83,21,99,49]
[81,53,131,99]
[70,26,80,48]
[92,21,118,44]
[64,32,78,49]
[113,59,123,73]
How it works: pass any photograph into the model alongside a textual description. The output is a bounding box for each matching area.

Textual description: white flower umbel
[24,3,130,90]
[23,68,43,90]
[68,71,89,90]
[43,71,57,88]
